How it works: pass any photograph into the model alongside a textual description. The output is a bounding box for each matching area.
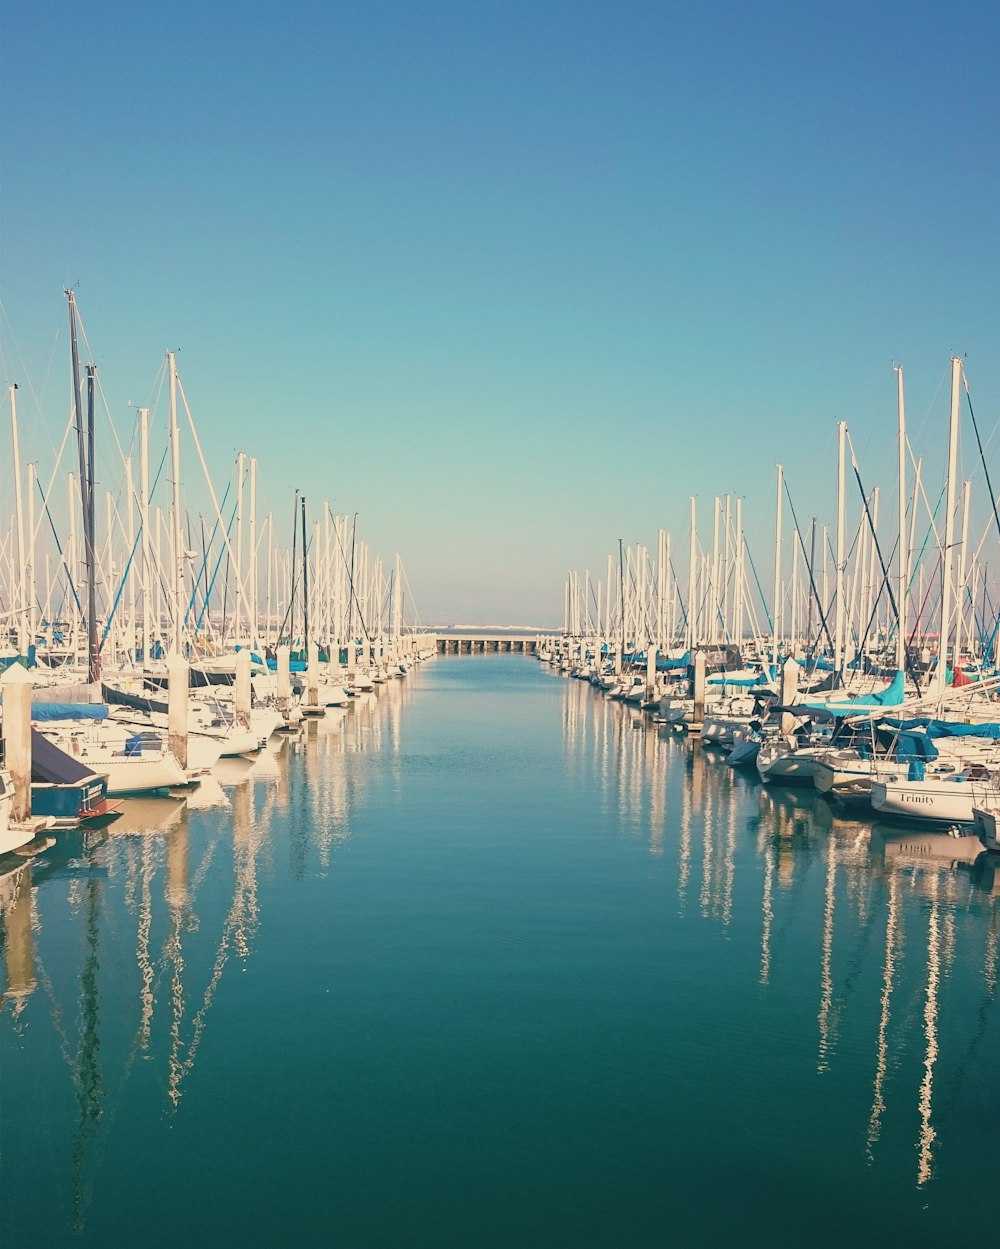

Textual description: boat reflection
[557,675,1000,1191]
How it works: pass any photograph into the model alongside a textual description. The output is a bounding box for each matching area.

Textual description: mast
[771,464,783,672]
[936,356,962,699]
[27,462,37,651]
[393,552,403,643]
[249,456,258,646]
[687,498,697,652]
[8,385,27,657]
[139,408,151,667]
[67,290,99,681]
[894,366,907,671]
[167,351,184,656]
[301,493,309,652]
[711,496,721,644]
[235,451,245,644]
[618,538,625,665]
[125,453,136,662]
[85,363,100,683]
[734,498,744,651]
[834,421,847,681]
[290,490,299,650]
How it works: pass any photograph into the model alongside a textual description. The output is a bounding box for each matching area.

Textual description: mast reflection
[554,672,1000,1191]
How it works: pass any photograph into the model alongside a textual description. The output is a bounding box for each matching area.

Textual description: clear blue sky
[2,1,998,626]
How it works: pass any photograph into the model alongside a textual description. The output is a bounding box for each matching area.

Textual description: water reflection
[3,662,999,1239]
[0,671,417,1234]
[0,861,35,1019]
[554,671,1000,1191]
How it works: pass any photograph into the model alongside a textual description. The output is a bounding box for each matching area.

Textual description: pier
[436,635,539,655]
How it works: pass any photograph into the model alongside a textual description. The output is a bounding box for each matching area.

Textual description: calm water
[2,656,998,1247]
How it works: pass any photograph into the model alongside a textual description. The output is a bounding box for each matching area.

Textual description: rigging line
[34,472,84,616]
[905,547,943,657]
[742,537,772,635]
[781,476,837,661]
[276,491,300,645]
[962,369,1000,544]
[185,470,235,626]
[191,487,237,634]
[399,555,423,630]
[324,503,373,643]
[98,530,140,652]
[846,434,922,693]
[667,555,689,630]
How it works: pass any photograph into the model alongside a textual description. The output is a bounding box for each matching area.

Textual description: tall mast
[67,290,96,678]
[894,366,907,672]
[290,490,299,648]
[393,552,403,642]
[734,498,744,651]
[235,451,245,644]
[301,494,309,651]
[936,356,962,700]
[85,363,100,683]
[771,464,783,672]
[139,408,151,666]
[124,452,136,662]
[8,385,27,656]
[687,498,697,652]
[27,462,37,650]
[711,496,721,644]
[167,351,184,655]
[834,421,847,681]
[248,456,258,645]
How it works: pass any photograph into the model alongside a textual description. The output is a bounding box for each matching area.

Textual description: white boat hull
[870,776,986,825]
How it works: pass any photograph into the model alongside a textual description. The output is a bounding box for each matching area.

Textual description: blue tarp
[29,702,109,721]
[707,672,772,687]
[874,724,939,761]
[656,652,691,671]
[0,692,109,720]
[926,720,1000,740]
[802,669,905,715]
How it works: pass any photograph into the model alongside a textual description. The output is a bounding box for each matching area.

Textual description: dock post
[1,661,32,824]
[235,649,252,729]
[780,657,799,735]
[276,644,291,713]
[167,651,189,770]
[692,652,707,728]
[307,642,321,710]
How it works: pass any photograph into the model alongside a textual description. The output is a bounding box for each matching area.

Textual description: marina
[1,653,998,1246]
[5,5,1000,1244]
[2,306,1000,1246]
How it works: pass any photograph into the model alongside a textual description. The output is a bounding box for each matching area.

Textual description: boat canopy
[30,727,102,783]
[801,669,905,715]
[656,652,690,671]
[873,724,940,761]
[875,716,1000,739]
[102,683,168,716]
[22,701,109,721]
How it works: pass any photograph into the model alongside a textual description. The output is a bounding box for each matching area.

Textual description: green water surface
[1,655,997,1247]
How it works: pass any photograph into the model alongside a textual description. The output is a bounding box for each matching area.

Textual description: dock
[436,635,539,655]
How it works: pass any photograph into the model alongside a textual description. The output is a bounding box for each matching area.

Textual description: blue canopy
[656,651,691,671]
[874,724,939,761]
[29,702,108,721]
[926,720,1000,740]
[801,669,905,715]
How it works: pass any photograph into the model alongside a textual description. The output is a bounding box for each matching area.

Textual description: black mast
[301,494,309,654]
[67,289,99,683]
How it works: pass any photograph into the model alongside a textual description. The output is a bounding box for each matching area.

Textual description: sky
[1,1,998,627]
